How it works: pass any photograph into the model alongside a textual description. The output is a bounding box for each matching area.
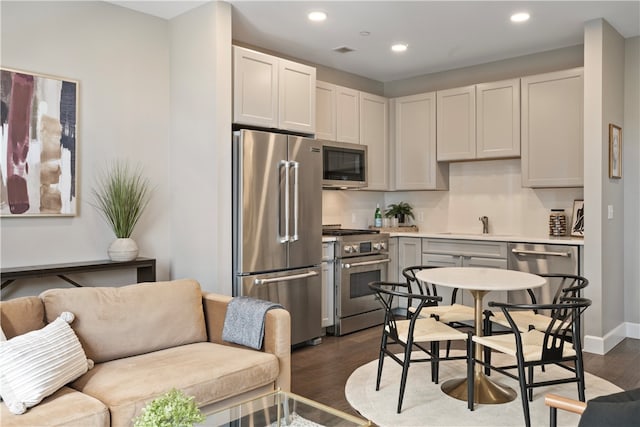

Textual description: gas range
[322,225,389,259]
[322,225,389,336]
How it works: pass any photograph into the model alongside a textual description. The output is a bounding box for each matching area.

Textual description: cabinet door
[476,78,521,159]
[360,92,389,190]
[233,46,278,128]
[393,93,448,190]
[437,85,476,161]
[321,260,334,327]
[388,237,399,283]
[315,81,336,141]
[336,87,360,143]
[521,68,584,187]
[279,59,316,134]
[398,237,422,278]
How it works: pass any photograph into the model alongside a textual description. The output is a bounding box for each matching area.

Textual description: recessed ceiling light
[510,12,530,23]
[391,43,408,53]
[308,11,327,22]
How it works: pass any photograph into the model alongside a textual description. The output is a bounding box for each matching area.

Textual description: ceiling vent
[333,46,355,54]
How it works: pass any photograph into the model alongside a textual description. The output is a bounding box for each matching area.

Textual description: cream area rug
[345,351,622,427]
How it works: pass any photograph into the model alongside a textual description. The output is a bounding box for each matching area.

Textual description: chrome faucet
[479,216,489,234]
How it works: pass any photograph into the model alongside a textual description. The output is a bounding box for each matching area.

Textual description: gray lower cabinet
[388,237,399,282]
[321,242,335,328]
[422,238,508,308]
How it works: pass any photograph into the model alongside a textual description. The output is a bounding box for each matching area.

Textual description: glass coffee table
[202,390,370,427]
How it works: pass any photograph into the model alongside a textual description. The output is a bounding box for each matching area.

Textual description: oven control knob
[373,243,381,250]
[380,242,387,250]
[344,245,356,254]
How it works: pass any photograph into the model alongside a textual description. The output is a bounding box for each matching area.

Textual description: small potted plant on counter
[384,202,415,225]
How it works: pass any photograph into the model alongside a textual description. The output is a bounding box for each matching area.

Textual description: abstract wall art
[1,68,78,216]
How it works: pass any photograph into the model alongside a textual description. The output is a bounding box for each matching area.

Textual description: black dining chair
[402,266,475,356]
[482,274,589,373]
[468,296,592,427]
[368,281,471,413]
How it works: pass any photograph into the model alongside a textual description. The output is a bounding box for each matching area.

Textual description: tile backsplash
[323,159,583,237]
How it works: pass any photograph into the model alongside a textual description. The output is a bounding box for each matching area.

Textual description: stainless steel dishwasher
[507,243,580,305]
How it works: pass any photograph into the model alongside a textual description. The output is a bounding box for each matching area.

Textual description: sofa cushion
[0,296,46,339]
[0,312,93,415]
[71,342,279,427]
[0,386,109,427]
[40,279,207,363]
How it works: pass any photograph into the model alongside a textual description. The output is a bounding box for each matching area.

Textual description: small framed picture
[571,200,584,238]
[609,124,622,179]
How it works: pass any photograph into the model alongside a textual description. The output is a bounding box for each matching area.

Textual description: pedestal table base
[442,371,517,404]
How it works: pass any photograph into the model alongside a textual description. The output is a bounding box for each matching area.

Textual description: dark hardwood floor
[291,327,640,419]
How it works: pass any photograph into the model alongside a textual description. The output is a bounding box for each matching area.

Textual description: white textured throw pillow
[0,311,93,415]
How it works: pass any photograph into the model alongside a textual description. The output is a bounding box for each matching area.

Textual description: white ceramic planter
[108,238,139,262]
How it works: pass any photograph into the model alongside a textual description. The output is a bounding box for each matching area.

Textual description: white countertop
[322,232,583,245]
[389,231,584,246]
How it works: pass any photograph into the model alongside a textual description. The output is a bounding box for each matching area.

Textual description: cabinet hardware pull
[511,249,571,257]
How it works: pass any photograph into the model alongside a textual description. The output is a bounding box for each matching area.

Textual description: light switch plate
[607,205,614,219]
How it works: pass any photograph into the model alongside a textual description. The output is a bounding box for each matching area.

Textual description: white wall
[624,36,640,327]
[583,19,626,353]
[1,1,172,298]
[169,2,232,294]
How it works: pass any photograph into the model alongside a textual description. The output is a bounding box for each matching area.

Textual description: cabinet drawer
[422,239,507,258]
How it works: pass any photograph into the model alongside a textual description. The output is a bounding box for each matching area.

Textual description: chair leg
[433,341,440,384]
[483,316,492,376]
[516,358,531,427]
[397,342,412,413]
[445,339,452,358]
[576,356,587,401]
[375,334,387,391]
[528,365,534,401]
[550,407,557,427]
[467,334,474,411]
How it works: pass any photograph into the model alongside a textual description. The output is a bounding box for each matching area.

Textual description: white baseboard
[584,321,640,355]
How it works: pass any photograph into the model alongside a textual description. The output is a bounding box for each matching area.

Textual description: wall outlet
[417,212,425,223]
[607,205,614,220]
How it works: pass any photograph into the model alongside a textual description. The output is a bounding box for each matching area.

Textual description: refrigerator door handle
[254,270,319,285]
[290,160,300,242]
[279,160,290,243]
[511,249,571,257]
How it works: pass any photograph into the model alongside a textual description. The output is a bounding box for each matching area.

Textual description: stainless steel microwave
[321,140,368,189]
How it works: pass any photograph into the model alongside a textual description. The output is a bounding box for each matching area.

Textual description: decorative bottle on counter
[374,204,382,228]
[549,209,567,236]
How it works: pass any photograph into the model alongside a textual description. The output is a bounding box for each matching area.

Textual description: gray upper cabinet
[233,46,316,134]
[360,92,389,191]
[392,92,448,190]
[521,68,584,188]
[437,79,520,161]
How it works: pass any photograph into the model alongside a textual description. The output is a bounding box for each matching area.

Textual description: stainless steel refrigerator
[232,129,322,346]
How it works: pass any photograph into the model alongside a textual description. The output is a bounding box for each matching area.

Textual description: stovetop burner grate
[322,228,380,236]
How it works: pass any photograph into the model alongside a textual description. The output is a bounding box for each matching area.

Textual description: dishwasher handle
[511,248,572,257]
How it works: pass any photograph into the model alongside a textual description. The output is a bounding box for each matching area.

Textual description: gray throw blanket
[222,296,284,350]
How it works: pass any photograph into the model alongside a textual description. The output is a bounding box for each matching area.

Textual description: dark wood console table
[1,258,156,291]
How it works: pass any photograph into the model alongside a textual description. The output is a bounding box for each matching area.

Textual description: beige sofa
[0,279,291,427]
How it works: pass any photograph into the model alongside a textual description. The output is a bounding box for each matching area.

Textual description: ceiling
[109,1,640,82]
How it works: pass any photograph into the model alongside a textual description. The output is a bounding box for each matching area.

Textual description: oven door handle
[343,259,391,269]
[254,270,318,285]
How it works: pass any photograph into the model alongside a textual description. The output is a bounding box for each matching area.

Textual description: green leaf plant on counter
[384,202,415,224]
[133,389,205,427]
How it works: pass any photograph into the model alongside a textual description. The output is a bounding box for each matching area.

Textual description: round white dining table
[415,267,547,404]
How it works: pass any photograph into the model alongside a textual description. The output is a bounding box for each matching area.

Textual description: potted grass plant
[133,389,204,427]
[91,160,152,262]
[384,202,415,225]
